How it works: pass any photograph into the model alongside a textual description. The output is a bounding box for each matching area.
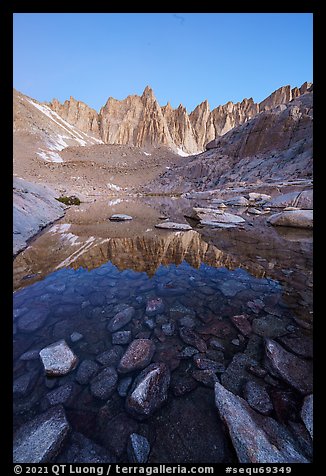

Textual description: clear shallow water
[13,258,297,461]
[12,197,313,463]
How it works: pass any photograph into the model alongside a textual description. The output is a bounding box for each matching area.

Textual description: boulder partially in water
[264,339,313,395]
[214,382,309,463]
[109,214,133,221]
[155,222,192,231]
[267,209,313,229]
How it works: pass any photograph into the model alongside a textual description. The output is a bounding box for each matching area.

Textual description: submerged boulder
[127,433,151,463]
[13,405,70,463]
[39,340,78,376]
[107,306,135,332]
[301,394,313,439]
[126,363,170,418]
[118,339,155,373]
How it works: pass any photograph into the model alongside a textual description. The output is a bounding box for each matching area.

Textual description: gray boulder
[39,340,78,376]
[127,433,150,463]
[13,405,70,463]
[267,210,313,229]
[214,382,309,463]
[301,394,313,439]
[109,214,133,221]
[264,339,313,394]
[155,222,192,231]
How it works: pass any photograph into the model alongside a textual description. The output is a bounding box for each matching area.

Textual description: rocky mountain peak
[141,85,155,100]
[46,82,312,155]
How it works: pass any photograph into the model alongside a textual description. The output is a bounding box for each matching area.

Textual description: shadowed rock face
[13,177,65,256]
[146,91,313,193]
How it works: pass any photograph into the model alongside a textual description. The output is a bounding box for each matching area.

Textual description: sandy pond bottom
[13,197,313,463]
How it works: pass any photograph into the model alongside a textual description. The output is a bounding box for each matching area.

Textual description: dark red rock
[179,327,207,352]
[118,339,155,373]
[193,355,225,373]
[248,365,267,378]
[107,306,135,332]
[145,298,165,317]
[90,367,118,400]
[192,370,219,388]
[126,363,170,418]
[197,321,233,338]
[230,314,252,337]
[153,345,180,371]
[100,413,139,458]
[269,388,300,423]
[278,335,313,359]
[171,374,198,396]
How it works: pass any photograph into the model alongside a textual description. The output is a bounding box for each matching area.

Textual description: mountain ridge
[47,82,313,154]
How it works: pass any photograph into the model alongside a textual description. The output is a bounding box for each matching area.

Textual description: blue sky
[13,13,313,113]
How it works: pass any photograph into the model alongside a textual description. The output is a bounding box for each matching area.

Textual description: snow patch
[26,98,103,151]
[176,148,201,157]
[107,183,121,191]
[143,152,151,156]
[37,150,63,163]
[176,148,190,157]
[108,198,122,206]
[50,223,71,233]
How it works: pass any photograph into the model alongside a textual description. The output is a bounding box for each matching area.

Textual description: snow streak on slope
[26,98,103,162]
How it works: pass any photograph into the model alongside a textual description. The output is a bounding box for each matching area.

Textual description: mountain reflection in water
[13,229,266,291]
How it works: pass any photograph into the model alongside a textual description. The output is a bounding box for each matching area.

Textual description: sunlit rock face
[46,83,312,155]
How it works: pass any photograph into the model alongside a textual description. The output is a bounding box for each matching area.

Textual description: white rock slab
[109,214,133,221]
[155,222,192,231]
